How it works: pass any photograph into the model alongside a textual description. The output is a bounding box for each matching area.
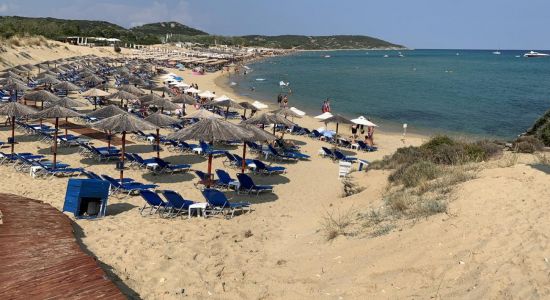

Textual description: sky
[0,0,549,49]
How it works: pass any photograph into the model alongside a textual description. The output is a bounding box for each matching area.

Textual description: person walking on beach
[282,95,289,108]
[277,93,283,105]
[325,98,331,112]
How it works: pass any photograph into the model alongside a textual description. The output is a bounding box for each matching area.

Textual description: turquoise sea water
[226,50,550,139]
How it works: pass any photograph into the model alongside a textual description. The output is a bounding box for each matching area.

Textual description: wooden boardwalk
[0,194,126,299]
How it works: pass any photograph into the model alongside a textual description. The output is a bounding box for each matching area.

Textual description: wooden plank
[0,194,126,299]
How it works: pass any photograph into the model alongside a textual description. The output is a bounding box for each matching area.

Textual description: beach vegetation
[341,177,365,197]
[320,207,356,241]
[513,136,544,153]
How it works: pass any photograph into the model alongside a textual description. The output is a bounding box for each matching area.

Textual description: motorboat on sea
[492,51,501,55]
[323,55,331,58]
[523,51,549,58]
[383,54,389,58]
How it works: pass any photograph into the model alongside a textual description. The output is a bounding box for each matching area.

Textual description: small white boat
[398,52,404,57]
[456,53,460,56]
[493,51,501,55]
[383,54,389,58]
[255,78,266,81]
[523,51,549,58]
[324,55,331,58]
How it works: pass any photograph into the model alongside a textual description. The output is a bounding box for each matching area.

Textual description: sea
[224,49,550,140]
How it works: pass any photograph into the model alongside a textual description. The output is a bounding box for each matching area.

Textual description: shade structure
[182,109,223,119]
[198,90,216,98]
[238,124,277,173]
[252,101,269,109]
[351,116,378,127]
[81,88,110,97]
[214,95,231,101]
[53,81,81,92]
[3,81,30,93]
[24,90,61,109]
[172,94,196,105]
[242,112,295,134]
[239,101,258,110]
[0,77,26,86]
[92,113,156,182]
[321,113,354,143]
[82,88,110,110]
[82,75,104,85]
[37,75,61,85]
[272,107,303,118]
[118,84,145,96]
[46,96,84,108]
[167,117,253,185]
[31,105,83,168]
[0,71,24,80]
[108,90,137,106]
[314,112,333,120]
[184,87,200,94]
[138,93,163,103]
[47,97,86,136]
[87,104,126,119]
[213,99,244,119]
[0,102,37,153]
[153,85,175,96]
[144,112,180,158]
[290,107,306,116]
[144,97,180,112]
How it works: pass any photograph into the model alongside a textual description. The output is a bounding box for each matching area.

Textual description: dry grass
[320,207,356,241]
[498,153,519,168]
[3,35,51,48]
[341,177,365,197]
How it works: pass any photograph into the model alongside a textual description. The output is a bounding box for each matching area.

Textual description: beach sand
[1,41,550,299]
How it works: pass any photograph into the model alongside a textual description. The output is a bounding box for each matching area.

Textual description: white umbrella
[351,116,378,127]
[252,100,268,109]
[185,87,200,93]
[214,94,231,102]
[174,82,190,88]
[314,112,333,120]
[198,90,216,98]
[290,107,306,116]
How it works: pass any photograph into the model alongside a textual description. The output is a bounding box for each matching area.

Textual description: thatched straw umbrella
[144,112,180,158]
[0,102,37,153]
[82,75,104,85]
[47,97,86,137]
[321,113,354,143]
[119,84,145,96]
[238,124,277,173]
[24,90,61,109]
[167,117,253,186]
[272,107,303,119]
[182,109,223,120]
[92,113,156,182]
[213,99,244,119]
[108,90,137,107]
[153,85,175,97]
[53,81,81,94]
[87,104,127,150]
[37,74,61,86]
[172,94,196,105]
[243,112,294,134]
[82,88,110,110]
[143,97,180,113]
[3,81,30,100]
[32,105,82,168]
[239,101,260,118]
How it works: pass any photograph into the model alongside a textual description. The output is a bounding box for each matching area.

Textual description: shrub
[114,45,121,53]
[389,161,441,187]
[534,123,550,146]
[421,135,456,152]
[341,177,365,197]
[320,208,355,241]
[514,136,544,153]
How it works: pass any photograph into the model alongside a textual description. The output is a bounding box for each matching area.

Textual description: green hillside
[130,21,207,36]
[0,16,160,44]
[0,16,403,49]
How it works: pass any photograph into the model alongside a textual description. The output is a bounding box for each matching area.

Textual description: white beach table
[188,202,208,218]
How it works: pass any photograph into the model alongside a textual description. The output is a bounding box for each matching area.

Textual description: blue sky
[0,0,549,49]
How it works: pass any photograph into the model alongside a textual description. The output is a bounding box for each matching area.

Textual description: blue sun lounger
[152,157,191,174]
[251,159,286,175]
[102,175,158,195]
[215,169,239,190]
[236,173,274,195]
[160,190,196,218]
[201,188,250,218]
[138,190,168,216]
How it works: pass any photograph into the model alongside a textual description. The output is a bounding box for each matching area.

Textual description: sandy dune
[1,41,549,299]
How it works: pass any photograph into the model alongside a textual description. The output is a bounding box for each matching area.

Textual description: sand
[1,40,549,299]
